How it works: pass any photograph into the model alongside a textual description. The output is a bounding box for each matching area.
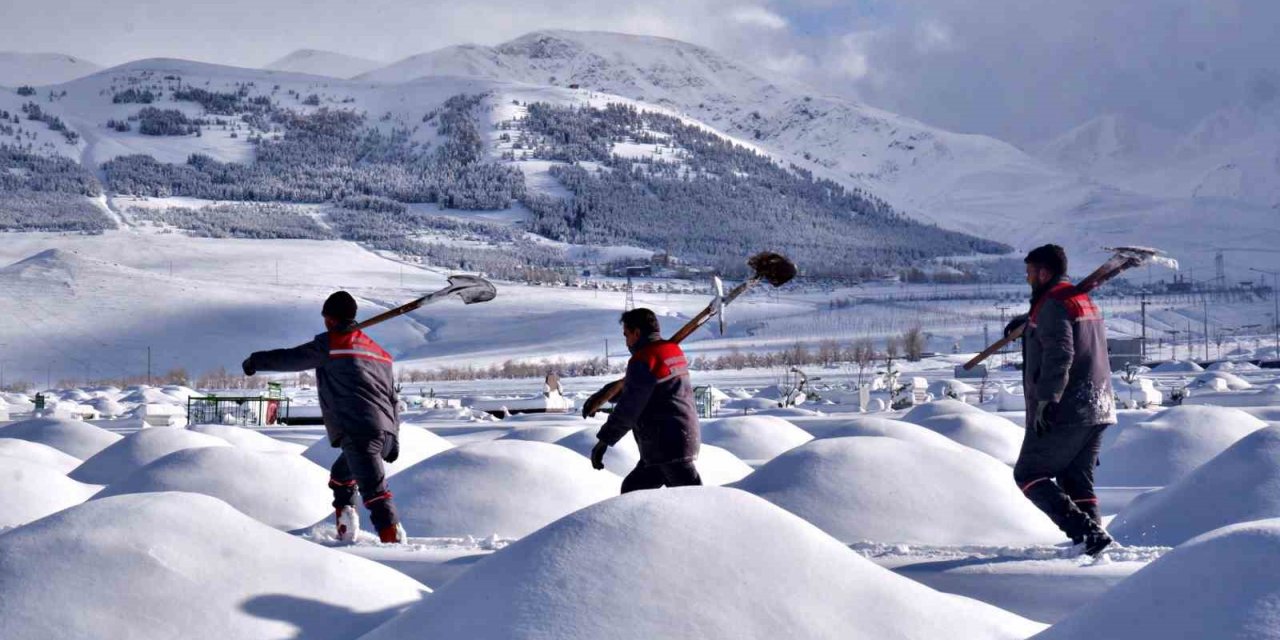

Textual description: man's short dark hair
[1024,244,1068,278]
[620,308,661,335]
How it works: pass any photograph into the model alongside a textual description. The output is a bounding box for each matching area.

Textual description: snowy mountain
[1039,104,1280,211]
[1038,113,1177,177]
[0,52,101,87]
[264,49,384,79]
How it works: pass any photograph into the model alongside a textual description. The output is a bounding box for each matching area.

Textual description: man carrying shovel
[242,291,405,544]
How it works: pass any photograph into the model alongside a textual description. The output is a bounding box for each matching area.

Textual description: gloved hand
[1004,313,1029,338]
[590,440,609,470]
[241,357,256,377]
[1033,400,1056,436]
[582,383,614,419]
[383,432,400,463]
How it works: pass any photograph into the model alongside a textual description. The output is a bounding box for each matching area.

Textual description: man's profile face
[623,326,642,348]
[1025,264,1052,290]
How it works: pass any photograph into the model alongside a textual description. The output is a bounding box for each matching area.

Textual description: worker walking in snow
[1010,245,1116,556]
[242,291,406,544]
[589,308,703,493]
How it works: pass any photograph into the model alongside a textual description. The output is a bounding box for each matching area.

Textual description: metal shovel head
[447,274,497,304]
[713,275,727,335]
[1104,246,1179,271]
[748,251,797,287]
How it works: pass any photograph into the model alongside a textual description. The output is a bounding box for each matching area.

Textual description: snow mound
[699,415,813,461]
[0,492,427,640]
[1098,405,1268,486]
[803,416,967,452]
[695,443,754,485]
[734,437,1061,546]
[557,425,641,476]
[0,438,83,473]
[554,427,749,486]
[86,396,126,418]
[1111,427,1280,546]
[70,428,232,485]
[0,416,121,459]
[498,424,586,443]
[0,457,100,528]
[901,401,1024,464]
[187,424,307,453]
[390,439,619,538]
[360,487,1042,640]
[1151,360,1204,373]
[752,407,824,418]
[1191,370,1253,391]
[301,424,453,476]
[929,379,978,398]
[96,447,332,530]
[119,387,185,405]
[1208,360,1261,372]
[1034,519,1280,640]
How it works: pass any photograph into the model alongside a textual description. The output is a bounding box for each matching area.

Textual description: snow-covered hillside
[264,49,384,79]
[0,52,100,87]
[359,30,1280,274]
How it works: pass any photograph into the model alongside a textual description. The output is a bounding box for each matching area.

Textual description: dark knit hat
[1024,244,1068,278]
[322,291,358,320]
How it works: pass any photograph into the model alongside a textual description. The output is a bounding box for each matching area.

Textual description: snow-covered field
[3,350,1280,638]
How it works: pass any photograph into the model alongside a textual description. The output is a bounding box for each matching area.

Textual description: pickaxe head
[447,275,497,304]
[748,252,797,287]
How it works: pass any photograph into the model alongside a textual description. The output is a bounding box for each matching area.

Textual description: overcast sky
[2,0,1275,143]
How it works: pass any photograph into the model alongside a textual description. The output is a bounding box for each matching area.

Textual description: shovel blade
[447,275,498,304]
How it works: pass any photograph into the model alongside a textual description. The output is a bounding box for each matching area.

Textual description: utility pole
[1167,329,1181,361]
[995,304,1011,366]
[1140,294,1149,363]
[147,346,152,386]
[1250,268,1280,359]
[1202,295,1210,362]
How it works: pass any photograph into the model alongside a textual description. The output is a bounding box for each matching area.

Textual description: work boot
[336,506,359,543]
[378,522,407,544]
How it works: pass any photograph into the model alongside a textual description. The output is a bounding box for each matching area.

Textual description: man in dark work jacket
[1011,245,1117,557]
[591,308,703,493]
[242,291,405,543]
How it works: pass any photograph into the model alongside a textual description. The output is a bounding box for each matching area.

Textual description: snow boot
[336,506,359,543]
[1083,529,1113,557]
[378,522,407,544]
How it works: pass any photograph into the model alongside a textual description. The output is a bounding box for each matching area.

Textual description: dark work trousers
[620,460,703,494]
[1013,422,1108,541]
[329,432,400,532]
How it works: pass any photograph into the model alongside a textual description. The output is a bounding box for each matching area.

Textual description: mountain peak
[0,51,102,87]
[264,49,383,79]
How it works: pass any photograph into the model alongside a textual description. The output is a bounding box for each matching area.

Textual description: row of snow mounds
[95,447,333,530]
[734,437,1061,546]
[0,415,121,459]
[1110,427,1280,547]
[553,426,754,486]
[70,427,232,485]
[698,415,814,462]
[1035,519,1280,640]
[1097,405,1269,486]
[301,423,454,476]
[900,399,1025,464]
[1208,360,1263,372]
[498,412,601,443]
[359,488,1044,640]
[0,492,429,640]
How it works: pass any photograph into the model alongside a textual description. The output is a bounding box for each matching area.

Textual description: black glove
[241,357,256,377]
[582,383,614,419]
[1004,313,1029,338]
[590,440,608,470]
[383,432,400,463]
[1033,400,1056,436]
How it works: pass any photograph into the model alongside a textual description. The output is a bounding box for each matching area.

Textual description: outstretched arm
[245,336,326,374]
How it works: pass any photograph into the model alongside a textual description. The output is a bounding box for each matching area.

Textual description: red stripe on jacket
[1030,282,1102,328]
[329,330,393,364]
[633,340,689,383]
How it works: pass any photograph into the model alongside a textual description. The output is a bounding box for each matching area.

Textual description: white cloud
[730,6,788,30]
